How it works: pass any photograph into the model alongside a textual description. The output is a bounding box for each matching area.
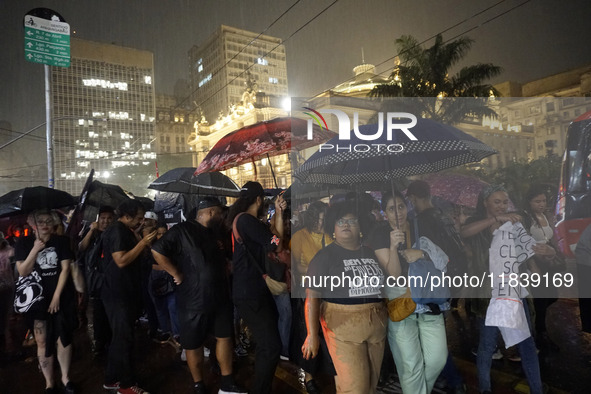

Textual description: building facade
[154,93,195,171]
[51,38,156,195]
[188,25,288,124]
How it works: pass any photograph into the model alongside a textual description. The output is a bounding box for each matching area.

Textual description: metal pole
[45,64,54,188]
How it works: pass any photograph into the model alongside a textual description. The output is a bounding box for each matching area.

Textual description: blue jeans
[152,291,180,337]
[476,300,542,393]
[273,292,292,357]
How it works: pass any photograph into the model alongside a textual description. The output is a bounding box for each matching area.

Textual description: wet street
[1,296,590,394]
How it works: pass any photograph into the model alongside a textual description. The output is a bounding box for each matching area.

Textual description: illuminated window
[144,76,152,84]
[269,77,278,84]
[257,58,268,66]
[199,74,212,87]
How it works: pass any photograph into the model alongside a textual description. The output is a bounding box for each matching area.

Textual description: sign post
[24,8,70,189]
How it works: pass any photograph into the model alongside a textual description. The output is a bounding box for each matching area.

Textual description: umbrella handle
[266,153,279,189]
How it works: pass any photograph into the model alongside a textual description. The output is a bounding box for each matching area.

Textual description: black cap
[239,181,265,199]
[198,197,222,211]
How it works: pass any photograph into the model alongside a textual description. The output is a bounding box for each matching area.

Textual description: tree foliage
[370,34,503,124]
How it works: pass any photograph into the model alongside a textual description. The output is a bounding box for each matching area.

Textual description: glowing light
[83,79,128,90]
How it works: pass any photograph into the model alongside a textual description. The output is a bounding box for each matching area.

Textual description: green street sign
[24,14,70,67]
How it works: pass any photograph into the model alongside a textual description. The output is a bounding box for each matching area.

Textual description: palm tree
[370,34,502,124]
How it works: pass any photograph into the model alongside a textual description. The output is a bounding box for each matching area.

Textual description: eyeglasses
[336,218,359,227]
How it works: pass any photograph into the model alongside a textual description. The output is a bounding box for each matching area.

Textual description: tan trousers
[321,301,388,394]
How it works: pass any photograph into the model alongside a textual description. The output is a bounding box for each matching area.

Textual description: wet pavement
[1,296,590,394]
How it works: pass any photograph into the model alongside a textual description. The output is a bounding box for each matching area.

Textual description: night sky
[2,0,591,185]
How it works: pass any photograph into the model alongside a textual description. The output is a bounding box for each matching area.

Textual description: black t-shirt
[152,220,229,313]
[14,234,75,308]
[366,221,411,276]
[306,242,384,304]
[232,214,279,300]
[101,221,142,307]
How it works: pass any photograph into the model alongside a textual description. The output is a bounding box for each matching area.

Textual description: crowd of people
[0,178,588,394]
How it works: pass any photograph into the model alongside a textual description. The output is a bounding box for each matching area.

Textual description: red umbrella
[194,117,335,175]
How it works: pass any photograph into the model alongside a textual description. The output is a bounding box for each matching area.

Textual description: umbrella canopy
[195,117,335,174]
[148,168,241,197]
[81,180,131,222]
[0,186,76,217]
[294,117,496,188]
[421,173,489,208]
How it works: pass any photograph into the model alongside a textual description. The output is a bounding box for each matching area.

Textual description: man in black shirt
[101,200,156,394]
[152,197,246,394]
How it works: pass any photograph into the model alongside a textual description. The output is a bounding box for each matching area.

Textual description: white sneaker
[204,347,210,357]
[180,349,187,362]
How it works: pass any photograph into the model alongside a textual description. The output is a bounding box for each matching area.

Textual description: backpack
[85,235,105,297]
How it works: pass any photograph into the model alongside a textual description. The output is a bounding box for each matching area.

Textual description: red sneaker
[117,386,150,394]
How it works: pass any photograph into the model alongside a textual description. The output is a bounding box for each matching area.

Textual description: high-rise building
[51,38,156,195]
[188,25,288,123]
[154,93,195,171]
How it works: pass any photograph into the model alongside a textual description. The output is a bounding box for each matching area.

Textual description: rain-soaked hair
[116,199,145,219]
[475,184,508,217]
[381,190,406,212]
[303,201,328,232]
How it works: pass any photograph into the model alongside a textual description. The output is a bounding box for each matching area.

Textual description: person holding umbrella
[227,181,286,394]
[15,210,77,394]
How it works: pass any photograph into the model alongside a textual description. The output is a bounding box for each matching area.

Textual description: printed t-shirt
[15,234,74,304]
[305,242,384,304]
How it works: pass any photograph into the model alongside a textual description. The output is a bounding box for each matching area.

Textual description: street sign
[24,14,70,67]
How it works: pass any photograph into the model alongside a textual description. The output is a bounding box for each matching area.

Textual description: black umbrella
[148,167,241,197]
[0,186,76,217]
[82,180,131,222]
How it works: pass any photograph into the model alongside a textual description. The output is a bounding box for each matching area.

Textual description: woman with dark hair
[291,201,333,393]
[229,181,286,394]
[522,185,562,351]
[460,185,544,394]
[14,210,77,394]
[302,202,390,394]
[367,190,448,393]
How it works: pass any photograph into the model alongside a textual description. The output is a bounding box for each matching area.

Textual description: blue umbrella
[294,117,496,187]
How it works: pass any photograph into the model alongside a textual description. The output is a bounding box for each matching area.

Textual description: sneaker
[204,346,211,357]
[64,381,76,394]
[103,382,121,390]
[219,383,248,394]
[492,348,503,360]
[180,349,187,362]
[150,330,171,344]
[194,382,207,394]
[117,386,150,394]
[279,354,289,361]
[234,343,248,357]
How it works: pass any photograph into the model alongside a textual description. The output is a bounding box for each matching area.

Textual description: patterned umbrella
[194,117,335,175]
[422,174,489,208]
[294,117,496,188]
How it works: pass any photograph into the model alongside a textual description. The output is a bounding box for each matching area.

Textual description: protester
[405,180,467,393]
[460,185,543,394]
[290,201,333,393]
[575,222,591,334]
[0,231,15,355]
[149,224,180,346]
[15,210,77,394]
[78,206,115,355]
[367,191,448,394]
[227,181,286,394]
[521,185,563,351]
[101,199,156,394]
[302,202,389,394]
[152,196,246,394]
